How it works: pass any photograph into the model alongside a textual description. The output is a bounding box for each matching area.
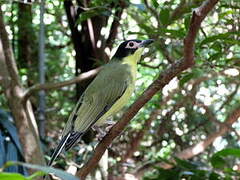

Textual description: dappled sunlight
[213,137,227,151]
[192,142,205,155]
[224,68,239,76]
[162,77,179,96]
[1,0,240,179]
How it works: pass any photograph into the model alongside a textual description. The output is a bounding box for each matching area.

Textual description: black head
[112,39,154,60]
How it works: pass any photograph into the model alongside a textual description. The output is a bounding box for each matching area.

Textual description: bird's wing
[73,79,129,130]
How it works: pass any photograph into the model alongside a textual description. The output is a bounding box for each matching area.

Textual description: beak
[140,39,154,47]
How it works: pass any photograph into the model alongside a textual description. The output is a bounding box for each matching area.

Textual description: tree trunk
[0,7,45,168]
[17,2,37,87]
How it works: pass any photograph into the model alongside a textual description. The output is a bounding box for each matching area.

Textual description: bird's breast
[95,65,137,126]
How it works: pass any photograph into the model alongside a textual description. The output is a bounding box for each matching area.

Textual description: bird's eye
[129,42,134,47]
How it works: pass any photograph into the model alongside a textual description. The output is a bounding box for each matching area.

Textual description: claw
[92,121,116,141]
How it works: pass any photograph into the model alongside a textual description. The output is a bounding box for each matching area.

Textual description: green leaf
[151,0,159,8]
[5,161,79,180]
[208,52,222,61]
[77,11,99,24]
[210,155,226,169]
[209,172,221,180]
[138,23,154,33]
[174,157,198,169]
[199,32,240,46]
[179,72,195,87]
[211,148,240,169]
[0,172,26,180]
[184,15,191,31]
[76,7,109,24]
[200,34,229,46]
[159,8,170,26]
[213,148,240,158]
[210,42,222,52]
[152,167,180,180]
[179,73,193,87]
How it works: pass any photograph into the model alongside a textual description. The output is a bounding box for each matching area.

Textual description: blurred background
[0,0,240,179]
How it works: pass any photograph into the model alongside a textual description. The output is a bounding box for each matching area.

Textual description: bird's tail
[48,131,83,166]
[48,132,71,166]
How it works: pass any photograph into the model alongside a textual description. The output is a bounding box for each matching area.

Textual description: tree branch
[76,0,219,178]
[22,67,101,104]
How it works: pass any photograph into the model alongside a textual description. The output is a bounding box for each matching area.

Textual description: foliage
[0,161,78,180]
[144,148,240,180]
[1,0,240,179]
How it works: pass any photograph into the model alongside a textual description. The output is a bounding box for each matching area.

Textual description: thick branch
[184,0,218,64]
[0,6,21,86]
[22,67,101,103]
[77,0,219,178]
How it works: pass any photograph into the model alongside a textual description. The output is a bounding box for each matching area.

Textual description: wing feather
[72,62,132,132]
[74,79,129,132]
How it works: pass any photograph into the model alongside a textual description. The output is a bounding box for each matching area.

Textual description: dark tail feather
[65,131,83,151]
[48,132,71,166]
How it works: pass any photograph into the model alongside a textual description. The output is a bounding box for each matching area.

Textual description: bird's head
[112,39,154,62]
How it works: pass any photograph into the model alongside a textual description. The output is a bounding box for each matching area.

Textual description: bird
[48,39,154,166]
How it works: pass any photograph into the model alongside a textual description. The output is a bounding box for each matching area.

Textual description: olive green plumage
[48,39,153,166]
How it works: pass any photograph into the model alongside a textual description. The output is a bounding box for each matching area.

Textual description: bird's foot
[92,125,106,141]
[105,121,115,132]
[92,121,116,141]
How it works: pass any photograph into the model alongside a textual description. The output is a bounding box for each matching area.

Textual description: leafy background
[0,0,240,179]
